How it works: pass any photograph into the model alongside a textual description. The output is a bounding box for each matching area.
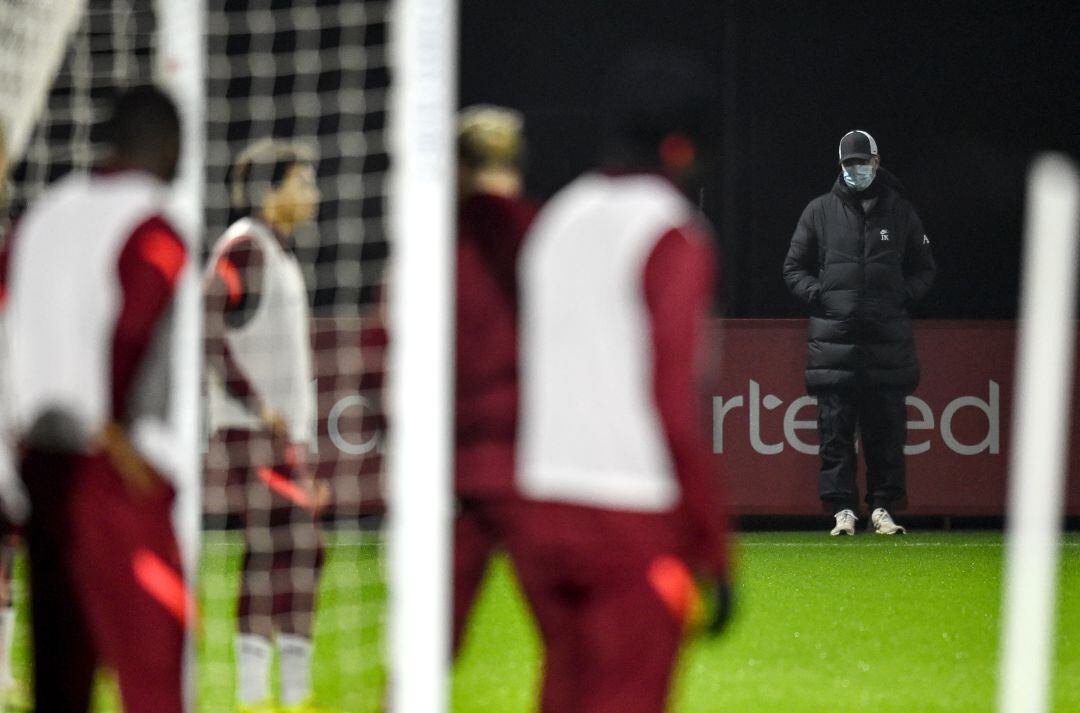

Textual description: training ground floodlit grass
[4,531,1079,712]
[453,532,1080,713]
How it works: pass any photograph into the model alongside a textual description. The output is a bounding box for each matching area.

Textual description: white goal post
[387,0,458,711]
[999,153,1080,713]
[154,1,206,709]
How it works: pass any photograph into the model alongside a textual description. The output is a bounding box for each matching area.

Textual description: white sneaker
[830,509,858,536]
[871,508,906,535]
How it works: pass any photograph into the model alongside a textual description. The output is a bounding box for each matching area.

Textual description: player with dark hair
[204,138,328,713]
[514,50,732,712]
[452,105,537,652]
[0,84,189,713]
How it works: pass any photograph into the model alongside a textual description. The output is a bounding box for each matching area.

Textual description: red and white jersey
[1,170,187,478]
[519,172,696,511]
[205,217,314,445]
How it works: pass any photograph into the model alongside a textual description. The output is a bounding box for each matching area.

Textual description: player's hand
[306,478,332,516]
[699,577,734,637]
[285,443,330,515]
[97,422,165,497]
[260,405,289,442]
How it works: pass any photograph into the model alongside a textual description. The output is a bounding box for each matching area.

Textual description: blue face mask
[842,164,876,191]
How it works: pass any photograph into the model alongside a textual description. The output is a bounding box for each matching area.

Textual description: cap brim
[839,152,873,162]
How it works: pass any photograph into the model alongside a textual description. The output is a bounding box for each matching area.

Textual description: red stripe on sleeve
[214,256,244,307]
[137,223,187,287]
[203,234,261,408]
[112,215,188,419]
[212,234,260,316]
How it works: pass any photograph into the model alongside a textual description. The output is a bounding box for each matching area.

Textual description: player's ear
[660,133,695,173]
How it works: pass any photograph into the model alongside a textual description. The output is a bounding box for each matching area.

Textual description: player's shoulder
[17,173,88,227]
[122,214,187,283]
[667,217,715,248]
[130,213,183,245]
[213,217,269,255]
[611,172,695,221]
[91,169,170,215]
[549,171,687,215]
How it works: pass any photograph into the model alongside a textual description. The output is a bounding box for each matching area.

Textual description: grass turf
[5,531,1080,712]
[453,532,1080,713]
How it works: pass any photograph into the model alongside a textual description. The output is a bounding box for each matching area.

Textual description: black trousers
[816,388,908,513]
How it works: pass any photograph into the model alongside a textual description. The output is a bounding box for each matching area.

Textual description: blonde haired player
[204,139,329,713]
[452,105,538,651]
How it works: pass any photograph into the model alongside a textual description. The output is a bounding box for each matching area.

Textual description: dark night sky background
[458,1,1079,318]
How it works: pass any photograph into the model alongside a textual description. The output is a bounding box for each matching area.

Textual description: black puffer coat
[783,168,936,393]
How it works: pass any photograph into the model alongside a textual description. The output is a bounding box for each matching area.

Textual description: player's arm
[204,237,284,434]
[212,236,264,329]
[644,223,729,581]
[283,441,330,514]
[113,217,186,416]
[782,203,823,308]
[106,215,187,492]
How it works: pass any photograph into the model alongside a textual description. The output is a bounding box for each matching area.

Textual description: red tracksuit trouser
[511,502,688,713]
[22,449,186,713]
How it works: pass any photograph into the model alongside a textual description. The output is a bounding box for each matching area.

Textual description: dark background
[459,0,1079,318]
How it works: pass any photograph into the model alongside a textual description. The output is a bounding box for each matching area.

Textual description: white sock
[0,607,14,687]
[278,633,314,706]
[235,633,273,704]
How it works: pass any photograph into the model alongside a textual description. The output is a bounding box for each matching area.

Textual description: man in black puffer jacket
[784,130,936,536]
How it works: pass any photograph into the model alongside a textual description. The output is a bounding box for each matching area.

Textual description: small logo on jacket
[880,228,890,242]
[923,234,930,245]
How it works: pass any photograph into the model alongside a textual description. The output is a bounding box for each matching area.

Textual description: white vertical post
[154,2,206,711]
[388,0,457,711]
[999,153,1080,713]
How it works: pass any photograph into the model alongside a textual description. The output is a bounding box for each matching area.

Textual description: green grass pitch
[4,531,1080,712]
[452,532,1080,713]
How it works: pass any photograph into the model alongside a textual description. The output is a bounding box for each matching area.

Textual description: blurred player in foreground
[514,50,732,712]
[452,105,538,652]
[1,85,189,712]
[204,139,328,713]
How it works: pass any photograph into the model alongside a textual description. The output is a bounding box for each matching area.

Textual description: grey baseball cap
[838,130,878,162]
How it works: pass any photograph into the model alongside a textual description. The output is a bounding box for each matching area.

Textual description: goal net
[2,0,395,710]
